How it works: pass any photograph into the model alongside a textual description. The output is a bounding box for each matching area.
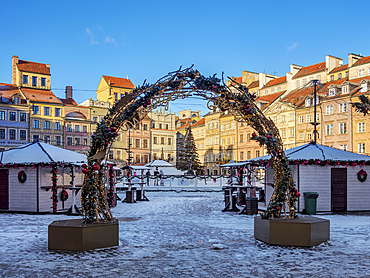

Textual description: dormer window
[32,76,37,86]
[342,85,349,94]
[23,75,28,85]
[361,83,368,92]
[41,78,46,87]
[305,99,311,107]
[13,96,20,104]
[359,69,365,77]
[328,88,335,96]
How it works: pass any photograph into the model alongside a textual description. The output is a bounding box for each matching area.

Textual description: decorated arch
[81,67,299,223]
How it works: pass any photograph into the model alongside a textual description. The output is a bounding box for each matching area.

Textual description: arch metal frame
[82,67,299,223]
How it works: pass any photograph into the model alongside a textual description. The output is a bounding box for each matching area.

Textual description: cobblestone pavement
[0,191,370,277]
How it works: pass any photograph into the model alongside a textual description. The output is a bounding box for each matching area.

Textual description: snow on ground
[0,191,370,277]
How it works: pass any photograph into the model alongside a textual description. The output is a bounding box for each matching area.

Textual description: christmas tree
[178,126,202,174]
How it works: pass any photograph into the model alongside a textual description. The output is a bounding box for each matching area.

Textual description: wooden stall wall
[8,168,38,212]
[347,166,370,211]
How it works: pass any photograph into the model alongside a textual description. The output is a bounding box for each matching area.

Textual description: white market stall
[251,142,370,213]
[0,141,87,213]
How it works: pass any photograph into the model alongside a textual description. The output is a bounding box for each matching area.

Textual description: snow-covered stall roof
[220,161,251,167]
[145,160,176,167]
[250,142,370,162]
[0,141,87,165]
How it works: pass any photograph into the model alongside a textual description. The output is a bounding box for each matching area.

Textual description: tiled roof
[192,118,205,127]
[228,76,243,86]
[257,91,284,109]
[60,98,78,106]
[17,60,50,75]
[0,83,22,98]
[21,88,63,104]
[329,64,348,74]
[264,76,286,88]
[352,55,370,67]
[248,80,259,89]
[292,62,326,79]
[347,75,370,84]
[103,75,134,89]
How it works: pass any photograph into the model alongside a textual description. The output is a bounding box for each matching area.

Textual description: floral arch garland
[82,67,299,223]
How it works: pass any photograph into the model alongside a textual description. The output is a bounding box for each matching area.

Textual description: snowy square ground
[0,191,369,277]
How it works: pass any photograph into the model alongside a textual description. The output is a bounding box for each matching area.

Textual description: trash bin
[304,192,319,214]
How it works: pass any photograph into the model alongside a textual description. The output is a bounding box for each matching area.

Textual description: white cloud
[97,26,105,33]
[86,28,98,45]
[287,42,299,52]
[104,36,118,47]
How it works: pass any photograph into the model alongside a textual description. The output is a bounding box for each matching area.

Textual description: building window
[305,99,311,107]
[116,150,121,160]
[168,137,172,145]
[67,124,72,132]
[342,85,348,94]
[33,135,39,142]
[44,121,50,129]
[358,122,365,133]
[231,122,235,130]
[9,112,16,121]
[135,123,140,130]
[338,73,342,79]
[240,134,244,143]
[55,122,61,130]
[307,132,312,140]
[13,96,20,104]
[19,130,26,140]
[82,125,87,133]
[299,115,303,124]
[153,137,157,144]
[221,138,225,146]
[83,138,88,146]
[226,123,230,130]
[114,93,118,100]
[339,123,347,134]
[143,124,148,131]
[33,106,39,115]
[339,103,347,113]
[67,137,73,145]
[299,131,304,141]
[56,136,61,146]
[144,154,149,164]
[32,76,37,86]
[33,120,39,128]
[296,80,300,89]
[20,112,26,122]
[0,111,5,120]
[255,150,260,158]
[340,144,347,151]
[281,115,285,123]
[281,129,286,138]
[289,128,295,137]
[159,124,162,129]
[23,75,28,84]
[44,136,50,144]
[41,77,46,87]
[143,139,148,148]
[273,116,277,123]
[221,124,224,131]
[358,143,365,154]
[109,151,114,160]
[75,138,80,146]
[328,89,335,96]
[330,75,334,81]
[325,105,333,115]
[152,122,156,128]
[306,114,311,123]
[55,108,61,117]
[9,129,16,140]
[358,69,365,77]
[240,152,244,161]
[93,116,98,122]
[75,125,80,132]
[135,139,140,148]
[161,137,165,145]
[326,124,333,135]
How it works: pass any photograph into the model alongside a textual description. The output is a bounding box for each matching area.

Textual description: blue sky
[1,0,369,116]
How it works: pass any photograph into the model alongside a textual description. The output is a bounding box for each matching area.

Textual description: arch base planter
[254,215,330,247]
[48,219,118,251]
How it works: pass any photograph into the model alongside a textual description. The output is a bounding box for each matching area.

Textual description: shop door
[331,168,347,212]
[0,169,9,209]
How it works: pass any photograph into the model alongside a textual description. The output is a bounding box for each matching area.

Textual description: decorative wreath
[18,170,27,183]
[61,189,69,202]
[357,169,367,182]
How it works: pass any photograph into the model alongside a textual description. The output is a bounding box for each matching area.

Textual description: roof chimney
[12,56,19,85]
[65,86,73,99]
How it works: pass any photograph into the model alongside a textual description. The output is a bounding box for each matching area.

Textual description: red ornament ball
[246,104,250,109]
[82,164,87,168]
[295,192,301,197]
[252,132,256,137]
[82,168,88,174]
[266,135,272,139]
[104,142,109,146]
[276,206,280,210]
[293,188,298,192]
[111,127,117,132]
[92,164,99,171]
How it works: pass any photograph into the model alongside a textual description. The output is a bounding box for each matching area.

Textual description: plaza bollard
[304,192,319,214]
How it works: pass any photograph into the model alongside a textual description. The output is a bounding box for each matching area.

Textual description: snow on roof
[220,161,251,167]
[145,160,176,167]
[0,141,87,165]
[250,142,370,162]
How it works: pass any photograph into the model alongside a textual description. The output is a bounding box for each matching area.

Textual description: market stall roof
[0,141,87,165]
[220,161,251,167]
[145,160,176,167]
[250,142,370,162]
[129,165,150,170]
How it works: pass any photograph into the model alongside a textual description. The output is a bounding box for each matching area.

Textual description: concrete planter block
[254,215,330,247]
[48,219,119,251]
